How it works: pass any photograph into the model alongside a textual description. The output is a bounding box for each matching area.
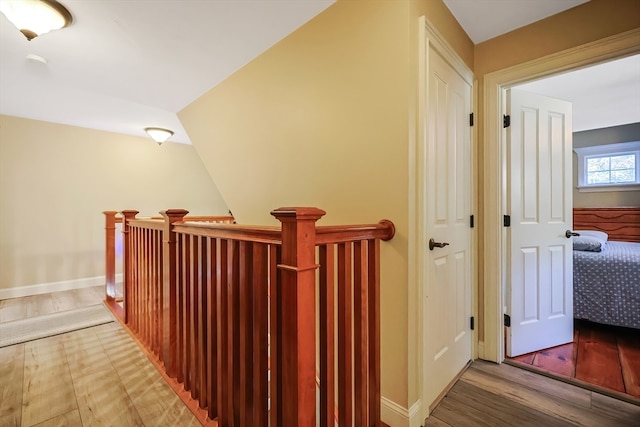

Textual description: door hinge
[470,316,475,330]
[503,114,511,128]
[504,314,511,327]
[503,215,511,227]
[470,214,474,228]
[469,112,474,126]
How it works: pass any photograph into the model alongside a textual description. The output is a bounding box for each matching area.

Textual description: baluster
[206,237,218,420]
[318,244,335,427]
[196,235,207,408]
[160,209,188,377]
[103,211,118,301]
[238,241,254,424]
[183,234,192,392]
[229,240,240,421]
[176,232,185,384]
[338,241,353,425]
[216,239,233,424]
[188,234,198,399]
[269,244,281,427]
[368,238,381,425]
[354,240,369,425]
[253,243,269,425]
[121,210,138,325]
[154,229,163,356]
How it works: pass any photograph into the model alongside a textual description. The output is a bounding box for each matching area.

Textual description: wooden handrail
[103,206,393,426]
[172,222,282,244]
[151,214,235,223]
[316,219,395,244]
[129,218,164,230]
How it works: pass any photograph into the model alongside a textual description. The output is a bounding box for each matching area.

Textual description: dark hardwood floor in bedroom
[507,320,640,399]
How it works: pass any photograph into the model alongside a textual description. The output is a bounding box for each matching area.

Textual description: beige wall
[474,0,640,77]
[0,115,228,290]
[179,0,473,410]
[573,122,640,208]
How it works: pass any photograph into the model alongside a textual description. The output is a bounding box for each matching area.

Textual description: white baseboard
[381,397,424,427]
[381,396,409,427]
[0,274,122,300]
[408,400,424,427]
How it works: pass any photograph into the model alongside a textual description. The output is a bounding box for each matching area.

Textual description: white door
[423,43,472,408]
[506,89,574,357]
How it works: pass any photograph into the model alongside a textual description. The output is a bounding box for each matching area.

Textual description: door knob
[429,238,450,251]
[565,230,580,238]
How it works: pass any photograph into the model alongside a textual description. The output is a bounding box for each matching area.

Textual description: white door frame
[410,16,477,425]
[481,28,640,363]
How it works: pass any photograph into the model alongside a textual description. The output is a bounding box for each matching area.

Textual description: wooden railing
[103,207,394,426]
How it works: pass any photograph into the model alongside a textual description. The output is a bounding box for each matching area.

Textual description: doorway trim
[481,28,640,363]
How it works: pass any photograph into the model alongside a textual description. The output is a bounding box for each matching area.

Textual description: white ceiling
[516,54,640,132]
[443,0,590,44]
[1,0,637,144]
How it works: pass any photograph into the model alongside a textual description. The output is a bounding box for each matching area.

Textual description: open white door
[506,89,574,357]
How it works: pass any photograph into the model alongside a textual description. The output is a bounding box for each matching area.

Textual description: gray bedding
[573,240,640,329]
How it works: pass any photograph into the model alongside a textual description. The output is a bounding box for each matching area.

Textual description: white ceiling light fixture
[0,0,73,41]
[145,127,173,145]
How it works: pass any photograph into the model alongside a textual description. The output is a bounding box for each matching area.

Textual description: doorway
[482,31,640,400]
[481,29,640,365]
[502,55,640,400]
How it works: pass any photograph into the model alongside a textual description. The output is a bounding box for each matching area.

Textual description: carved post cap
[270,207,326,222]
[160,209,189,222]
[121,210,139,218]
[102,210,118,216]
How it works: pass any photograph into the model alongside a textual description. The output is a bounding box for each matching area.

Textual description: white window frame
[574,141,640,192]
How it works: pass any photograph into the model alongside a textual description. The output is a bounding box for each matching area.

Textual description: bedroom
[505,54,640,399]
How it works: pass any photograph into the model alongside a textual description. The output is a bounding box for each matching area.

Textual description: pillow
[573,235,606,252]
[574,230,609,242]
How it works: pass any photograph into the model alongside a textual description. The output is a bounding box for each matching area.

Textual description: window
[574,141,640,192]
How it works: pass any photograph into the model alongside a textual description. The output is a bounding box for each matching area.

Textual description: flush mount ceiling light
[145,127,173,145]
[0,0,73,41]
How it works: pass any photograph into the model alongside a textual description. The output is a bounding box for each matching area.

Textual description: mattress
[573,240,640,329]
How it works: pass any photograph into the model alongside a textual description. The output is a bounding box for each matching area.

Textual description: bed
[572,207,640,329]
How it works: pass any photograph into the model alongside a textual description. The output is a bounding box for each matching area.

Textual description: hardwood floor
[508,320,640,400]
[426,360,640,427]
[3,288,639,426]
[0,286,105,323]
[0,287,200,427]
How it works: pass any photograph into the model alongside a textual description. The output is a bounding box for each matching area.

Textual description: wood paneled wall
[573,207,640,242]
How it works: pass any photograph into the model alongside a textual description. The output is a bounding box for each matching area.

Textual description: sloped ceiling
[0,0,336,144]
[0,0,637,143]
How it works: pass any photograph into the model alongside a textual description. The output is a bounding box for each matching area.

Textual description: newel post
[121,210,139,324]
[160,209,189,377]
[103,211,118,301]
[271,207,326,427]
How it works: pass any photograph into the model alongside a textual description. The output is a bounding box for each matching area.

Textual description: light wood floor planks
[426,360,640,427]
[0,344,24,426]
[0,287,201,427]
[4,287,639,426]
[0,286,105,323]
